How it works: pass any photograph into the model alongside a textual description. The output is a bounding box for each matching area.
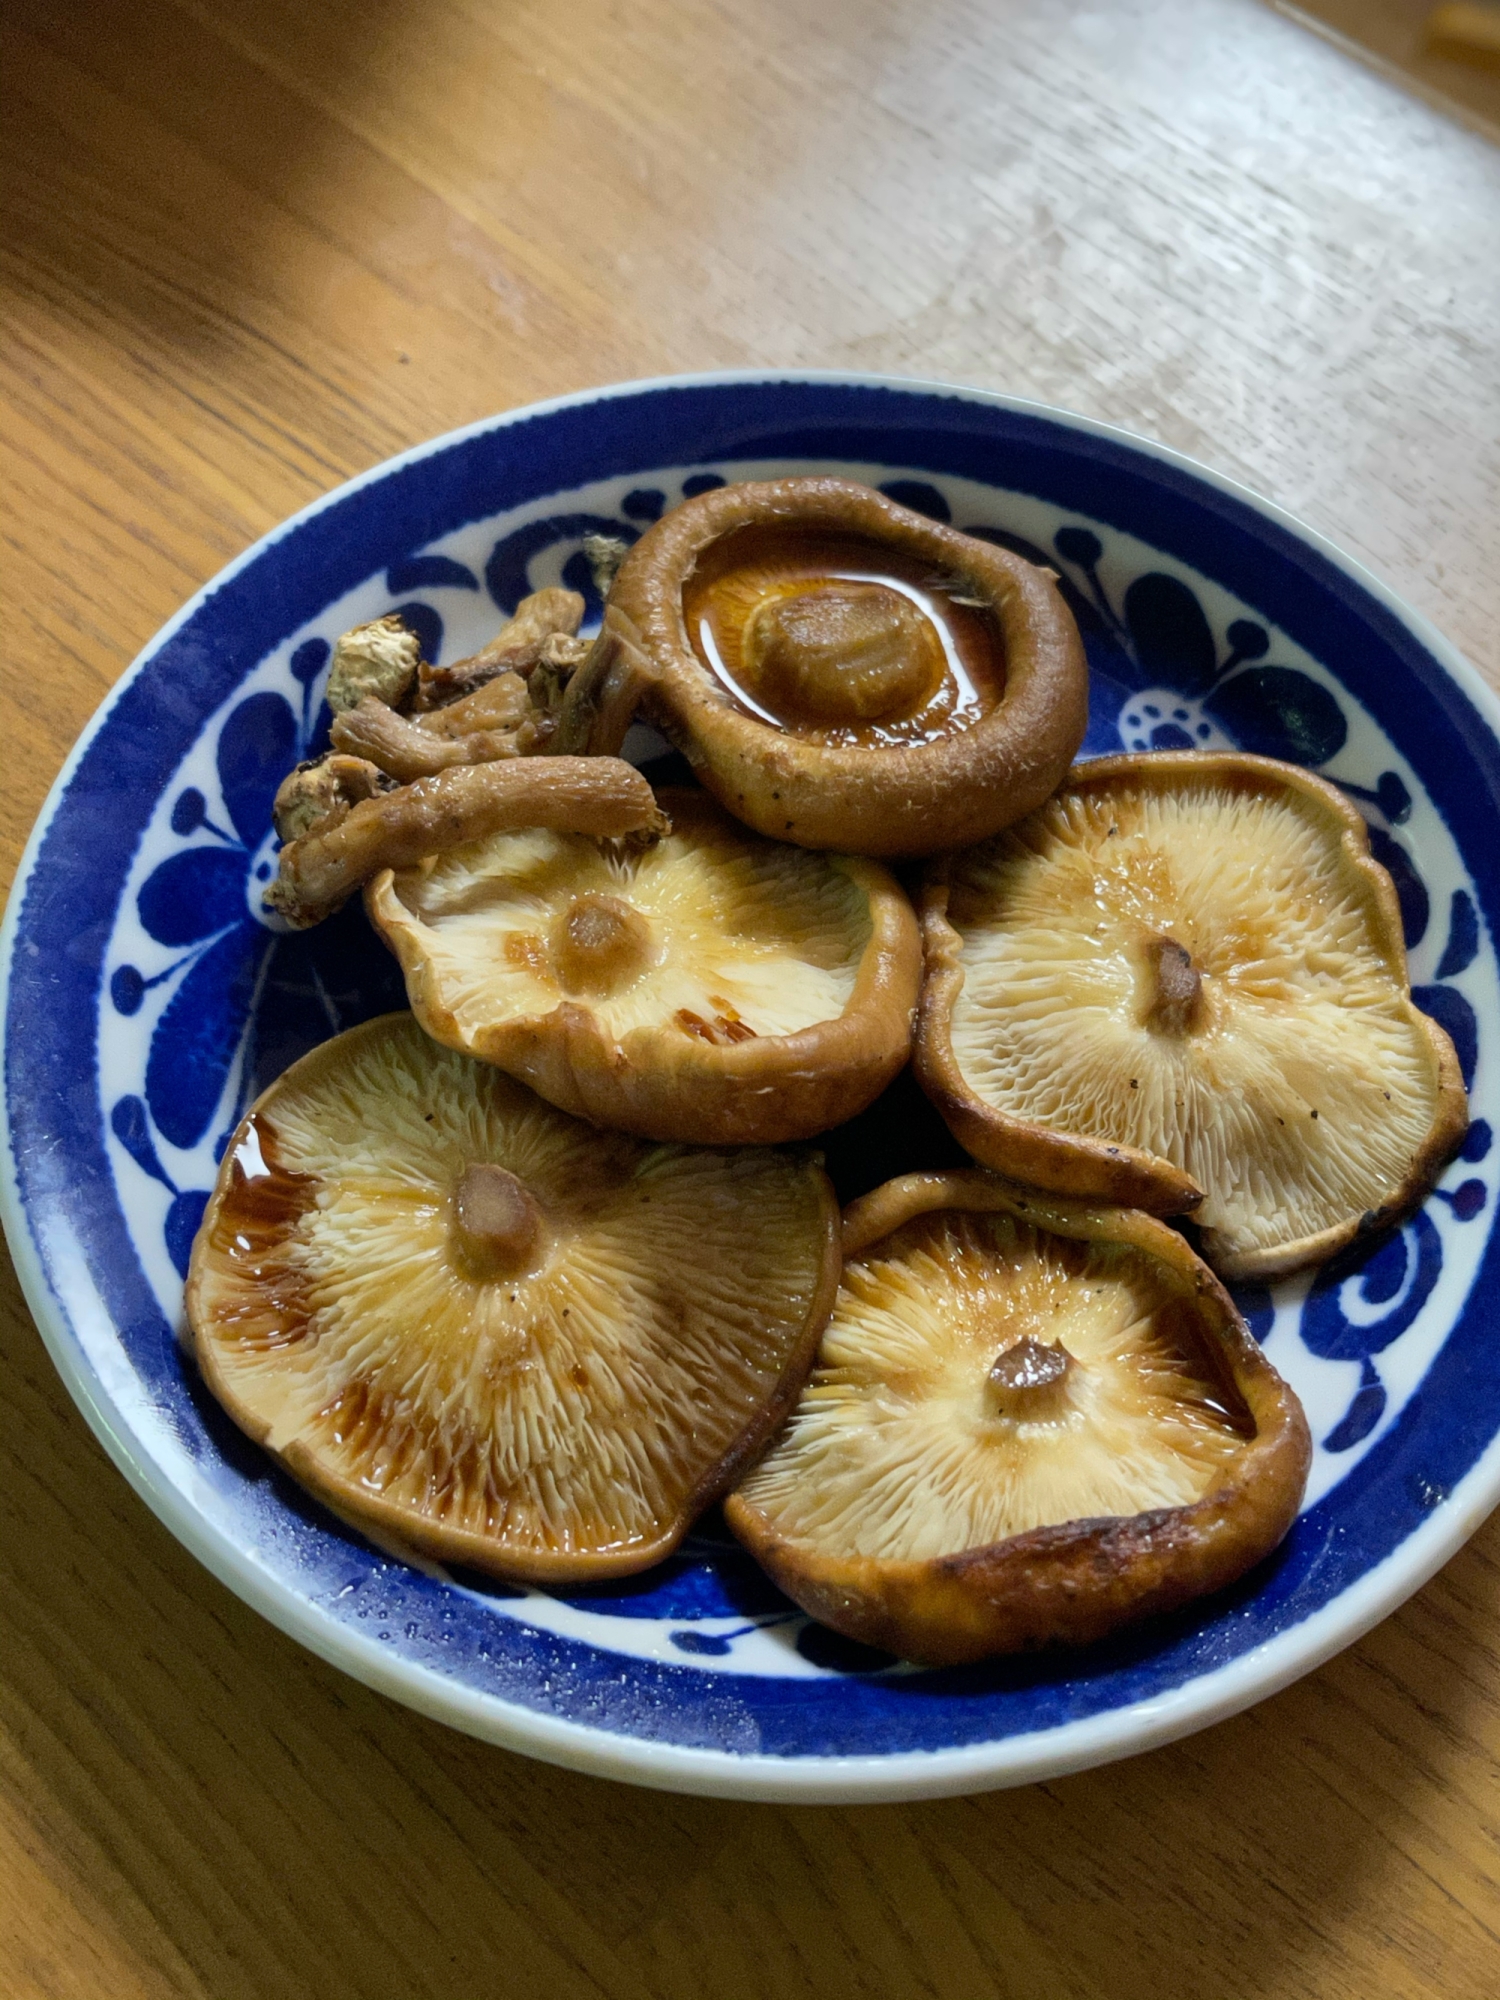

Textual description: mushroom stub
[726,1171,1311,1666]
[365,788,922,1145]
[914,752,1468,1279]
[186,1015,841,1582]
[554,477,1089,857]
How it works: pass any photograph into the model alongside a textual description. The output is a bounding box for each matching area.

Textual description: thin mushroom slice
[555,477,1088,857]
[726,1170,1311,1666]
[366,788,921,1145]
[186,1015,840,1583]
[915,752,1468,1279]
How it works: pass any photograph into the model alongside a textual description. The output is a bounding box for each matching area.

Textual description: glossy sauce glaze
[200,1113,319,1350]
[682,525,1005,748]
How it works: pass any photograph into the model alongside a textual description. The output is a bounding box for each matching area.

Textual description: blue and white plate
[4,372,1497,1802]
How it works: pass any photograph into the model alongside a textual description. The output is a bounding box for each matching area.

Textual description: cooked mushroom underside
[736,1211,1247,1565]
[374,811,875,1044]
[190,1020,834,1571]
[945,782,1452,1259]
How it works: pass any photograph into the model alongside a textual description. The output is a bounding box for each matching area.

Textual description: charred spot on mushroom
[271,754,397,845]
[185,1015,841,1583]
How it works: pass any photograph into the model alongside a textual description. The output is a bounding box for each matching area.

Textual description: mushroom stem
[1143,936,1204,1035]
[550,893,654,995]
[269,755,666,927]
[986,1336,1074,1417]
[453,1164,543,1277]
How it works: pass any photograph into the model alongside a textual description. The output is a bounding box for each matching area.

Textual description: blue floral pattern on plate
[9,378,1499,1797]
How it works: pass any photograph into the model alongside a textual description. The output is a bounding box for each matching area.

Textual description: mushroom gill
[915,752,1467,1279]
[366,788,921,1144]
[186,1015,840,1582]
[726,1171,1310,1665]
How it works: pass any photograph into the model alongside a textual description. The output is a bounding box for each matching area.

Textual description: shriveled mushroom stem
[551,623,651,757]
[453,1163,543,1277]
[415,587,584,708]
[1143,936,1204,1036]
[272,754,395,844]
[267,756,667,927]
[986,1336,1073,1417]
[331,696,530,782]
[414,672,533,739]
[550,892,655,995]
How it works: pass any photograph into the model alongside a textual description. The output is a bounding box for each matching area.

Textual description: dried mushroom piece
[330,679,537,781]
[726,1170,1310,1666]
[187,1015,840,1582]
[415,586,584,708]
[326,615,423,714]
[271,754,396,844]
[267,755,664,928]
[555,477,1088,857]
[366,787,921,1145]
[915,752,1467,1279]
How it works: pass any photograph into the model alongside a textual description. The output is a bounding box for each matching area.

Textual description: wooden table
[4,2,1500,1993]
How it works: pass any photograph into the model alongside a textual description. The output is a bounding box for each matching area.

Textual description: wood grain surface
[4,2,1500,1994]
[1281,0,1500,139]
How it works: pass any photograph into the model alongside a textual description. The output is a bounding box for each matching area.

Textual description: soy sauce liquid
[683,526,1005,749]
[204,1113,319,1349]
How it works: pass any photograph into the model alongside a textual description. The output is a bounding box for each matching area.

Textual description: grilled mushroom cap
[915,752,1468,1280]
[554,478,1088,857]
[726,1170,1310,1665]
[186,1014,840,1583]
[365,788,921,1145]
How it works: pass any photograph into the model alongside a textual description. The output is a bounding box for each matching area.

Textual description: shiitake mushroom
[555,477,1089,857]
[365,788,921,1145]
[186,1015,840,1583]
[915,752,1468,1279]
[726,1170,1311,1666]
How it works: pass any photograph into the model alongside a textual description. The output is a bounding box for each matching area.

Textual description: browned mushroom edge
[554,477,1089,857]
[365,788,924,1146]
[913,751,1468,1279]
[725,1168,1312,1666]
